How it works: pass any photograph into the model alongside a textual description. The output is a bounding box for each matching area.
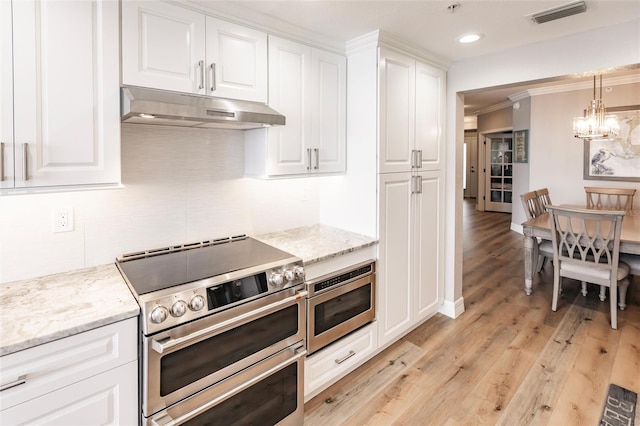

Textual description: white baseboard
[439,296,465,318]
[511,223,523,234]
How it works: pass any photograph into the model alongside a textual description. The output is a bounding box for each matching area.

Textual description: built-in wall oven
[116,236,307,426]
[306,260,376,355]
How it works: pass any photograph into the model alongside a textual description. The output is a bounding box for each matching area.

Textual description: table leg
[523,234,535,295]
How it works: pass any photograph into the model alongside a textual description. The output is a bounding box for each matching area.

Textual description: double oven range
[116,235,307,426]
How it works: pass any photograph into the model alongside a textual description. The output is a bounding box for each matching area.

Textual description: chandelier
[573,75,619,140]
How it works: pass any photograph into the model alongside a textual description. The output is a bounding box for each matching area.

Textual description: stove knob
[294,265,305,279]
[150,306,169,324]
[284,269,295,282]
[269,272,284,286]
[170,300,188,317]
[189,295,205,311]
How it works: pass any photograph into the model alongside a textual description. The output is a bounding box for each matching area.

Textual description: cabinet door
[0,361,138,426]
[413,171,444,322]
[378,172,413,347]
[122,0,206,94]
[266,36,312,175]
[205,16,267,102]
[11,0,120,188]
[378,47,414,174]
[415,61,445,171]
[311,48,346,173]
[0,0,13,188]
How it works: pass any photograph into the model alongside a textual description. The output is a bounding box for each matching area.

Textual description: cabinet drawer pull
[307,148,312,170]
[0,142,4,181]
[335,350,356,365]
[0,374,27,392]
[314,148,319,170]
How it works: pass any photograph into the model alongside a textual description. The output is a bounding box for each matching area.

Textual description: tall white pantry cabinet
[348,37,446,348]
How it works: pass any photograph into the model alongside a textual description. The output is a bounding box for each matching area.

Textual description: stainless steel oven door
[307,274,375,354]
[143,286,307,417]
[146,343,306,426]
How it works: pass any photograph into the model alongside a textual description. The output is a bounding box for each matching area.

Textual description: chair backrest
[521,190,543,220]
[536,188,552,212]
[585,186,636,211]
[547,205,625,286]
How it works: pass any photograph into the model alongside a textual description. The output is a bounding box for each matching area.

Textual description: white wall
[0,125,321,284]
[528,83,640,208]
[446,19,640,302]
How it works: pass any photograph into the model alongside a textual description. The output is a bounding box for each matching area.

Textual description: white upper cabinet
[205,16,268,102]
[245,36,346,178]
[311,48,347,174]
[378,47,445,174]
[121,1,206,94]
[121,1,268,103]
[1,0,120,190]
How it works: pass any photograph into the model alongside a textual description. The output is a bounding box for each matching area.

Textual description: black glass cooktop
[117,237,294,295]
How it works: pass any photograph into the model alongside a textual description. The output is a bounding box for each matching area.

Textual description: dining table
[522,207,640,295]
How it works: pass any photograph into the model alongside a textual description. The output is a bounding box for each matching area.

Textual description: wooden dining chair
[547,205,630,329]
[583,186,636,300]
[521,190,553,272]
[536,187,552,212]
[585,186,636,211]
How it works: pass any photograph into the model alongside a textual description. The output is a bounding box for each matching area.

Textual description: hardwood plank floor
[304,198,640,425]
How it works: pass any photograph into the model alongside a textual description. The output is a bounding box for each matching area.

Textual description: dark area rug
[600,384,637,426]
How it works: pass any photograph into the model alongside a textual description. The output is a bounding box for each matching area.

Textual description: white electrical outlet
[52,207,74,233]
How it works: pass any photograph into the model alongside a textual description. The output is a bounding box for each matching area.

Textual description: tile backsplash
[0,124,320,284]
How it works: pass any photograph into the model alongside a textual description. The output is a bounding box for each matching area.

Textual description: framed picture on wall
[513,129,528,163]
[583,105,640,182]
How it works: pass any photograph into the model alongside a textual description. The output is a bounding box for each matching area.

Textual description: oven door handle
[151,290,308,354]
[150,343,307,426]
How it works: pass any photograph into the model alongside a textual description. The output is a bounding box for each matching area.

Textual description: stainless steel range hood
[121,86,285,130]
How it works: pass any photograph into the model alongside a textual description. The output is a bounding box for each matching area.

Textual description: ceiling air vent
[529,1,587,24]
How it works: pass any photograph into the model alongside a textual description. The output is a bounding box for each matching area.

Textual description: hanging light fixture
[573,75,619,140]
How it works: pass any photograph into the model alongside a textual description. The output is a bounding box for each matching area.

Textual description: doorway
[484,132,513,213]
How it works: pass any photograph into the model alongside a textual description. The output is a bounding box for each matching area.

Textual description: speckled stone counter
[0,263,139,356]
[255,224,377,265]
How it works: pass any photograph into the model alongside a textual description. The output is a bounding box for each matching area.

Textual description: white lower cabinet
[0,318,138,425]
[304,322,377,402]
[0,361,137,425]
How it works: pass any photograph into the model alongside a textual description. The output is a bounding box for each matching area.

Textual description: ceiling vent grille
[529,1,587,24]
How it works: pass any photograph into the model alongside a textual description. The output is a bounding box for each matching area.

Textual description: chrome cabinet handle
[0,375,27,392]
[197,60,204,90]
[209,63,216,92]
[411,175,423,194]
[411,149,423,168]
[307,148,312,170]
[314,148,319,170]
[335,350,356,365]
[0,142,4,181]
[22,143,28,181]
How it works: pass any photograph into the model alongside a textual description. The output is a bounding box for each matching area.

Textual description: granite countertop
[0,263,139,357]
[255,224,378,265]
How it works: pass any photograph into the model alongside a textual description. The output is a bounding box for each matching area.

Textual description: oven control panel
[138,261,304,336]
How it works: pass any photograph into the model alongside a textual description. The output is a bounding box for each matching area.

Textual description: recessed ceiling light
[458,34,481,43]
[138,113,156,119]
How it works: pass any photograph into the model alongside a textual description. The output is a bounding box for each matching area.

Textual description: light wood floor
[304,198,640,425]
